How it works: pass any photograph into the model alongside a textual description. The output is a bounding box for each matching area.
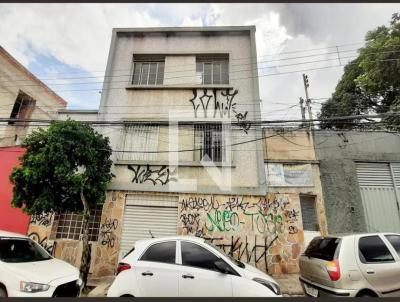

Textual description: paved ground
[86,273,305,297]
[273,274,304,297]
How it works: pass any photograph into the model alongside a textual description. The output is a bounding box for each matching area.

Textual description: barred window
[53,205,102,242]
[196,55,229,85]
[117,125,160,162]
[194,124,224,162]
[132,55,165,85]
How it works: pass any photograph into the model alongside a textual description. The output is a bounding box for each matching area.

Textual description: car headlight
[20,281,50,293]
[253,278,281,295]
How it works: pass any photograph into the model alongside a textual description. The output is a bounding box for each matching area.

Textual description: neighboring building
[263,127,328,274]
[0,46,67,234]
[0,46,67,146]
[57,109,98,122]
[314,130,400,234]
[0,146,30,233]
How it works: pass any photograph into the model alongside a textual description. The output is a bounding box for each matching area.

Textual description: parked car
[107,236,282,297]
[299,233,400,297]
[0,230,82,297]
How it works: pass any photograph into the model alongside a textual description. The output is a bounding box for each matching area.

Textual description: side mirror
[214,260,231,274]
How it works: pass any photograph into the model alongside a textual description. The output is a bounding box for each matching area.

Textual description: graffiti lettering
[205,209,241,232]
[179,196,219,211]
[28,232,54,255]
[128,164,177,186]
[30,213,53,227]
[100,218,118,248]
[189,89,251,133]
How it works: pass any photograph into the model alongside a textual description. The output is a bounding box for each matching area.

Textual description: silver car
[299,233,400,297]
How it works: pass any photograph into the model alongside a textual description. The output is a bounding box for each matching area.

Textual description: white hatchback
[0,230,81,297]
[107,236,282,297]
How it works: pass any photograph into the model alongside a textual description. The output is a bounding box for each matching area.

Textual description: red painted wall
[0,146,30,234]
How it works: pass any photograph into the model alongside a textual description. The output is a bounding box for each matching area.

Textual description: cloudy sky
[0,3,398,120]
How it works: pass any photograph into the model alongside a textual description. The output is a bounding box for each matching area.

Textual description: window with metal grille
[194,124,224,162]
[196,55,229,85]
[300,195,319,231]
[117,125,160,162]
[9,91,36,125]
[132,56,165,85]
[53,205,102,241]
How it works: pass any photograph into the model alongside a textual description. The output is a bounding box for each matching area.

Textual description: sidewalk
[273,274,305,297]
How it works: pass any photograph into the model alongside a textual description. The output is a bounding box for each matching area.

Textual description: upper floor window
[196,55,229,85]
[132,55,165,85]
[9,91,36,125]
[194,123,224,162]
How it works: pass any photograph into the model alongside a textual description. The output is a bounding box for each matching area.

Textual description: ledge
[125,84,234,90]
[114,160,236,168]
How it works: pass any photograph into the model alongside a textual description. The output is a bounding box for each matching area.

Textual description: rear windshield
[0,238,52,263]
[304,237,341,261]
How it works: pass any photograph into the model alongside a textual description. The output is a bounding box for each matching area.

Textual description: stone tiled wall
[177,192,305,274]
[27,189,327,279]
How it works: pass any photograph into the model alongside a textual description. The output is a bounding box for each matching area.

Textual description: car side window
[139,241,176,264]
[385,235,400,257]
[181,241,222,272]
[358,236,394,263]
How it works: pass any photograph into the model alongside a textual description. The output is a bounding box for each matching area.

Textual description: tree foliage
[10,119,113,214]
[319,13,400,129]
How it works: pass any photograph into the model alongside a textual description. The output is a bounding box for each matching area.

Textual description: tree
[319,13,400,129]
[10,119,113,286]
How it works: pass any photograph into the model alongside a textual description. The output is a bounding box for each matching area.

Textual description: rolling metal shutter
[356,162,400,233]
[300,195,318,231]
[119,194,178,258]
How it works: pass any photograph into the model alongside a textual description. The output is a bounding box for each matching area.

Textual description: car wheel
[0,286,8,298]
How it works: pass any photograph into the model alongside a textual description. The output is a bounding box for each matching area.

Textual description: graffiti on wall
[178,194,301,272]
[100,218,118,248]
[128,164,177,186]
[30,213,54,227]
[189,89,251,133]
[28,232,55,255]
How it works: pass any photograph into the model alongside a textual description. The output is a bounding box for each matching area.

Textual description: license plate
[304,284,318,297]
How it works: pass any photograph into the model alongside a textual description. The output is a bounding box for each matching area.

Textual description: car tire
[0,286,8,298]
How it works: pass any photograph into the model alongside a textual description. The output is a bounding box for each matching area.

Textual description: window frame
[194,123,225,163]
[384,234,400,258]
[358,235,396,264]
[178,240,238,275]
[138,240,178,265]
[196,56,229,85]
[52,204,103,242]
[131,56,165,86]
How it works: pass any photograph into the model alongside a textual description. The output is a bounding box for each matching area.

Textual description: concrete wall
[0,46,67,147]
[314,130,400,234]
[99,27,265,196]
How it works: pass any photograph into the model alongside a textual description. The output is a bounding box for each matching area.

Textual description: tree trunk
[80,188,91,288]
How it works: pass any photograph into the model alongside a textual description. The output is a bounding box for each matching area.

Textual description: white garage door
[119,194,178,258]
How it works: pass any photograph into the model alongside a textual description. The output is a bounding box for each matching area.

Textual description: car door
[356,235,400,296]
[381,234,400,296]
[178,240,233,297]
[134,240,179,297]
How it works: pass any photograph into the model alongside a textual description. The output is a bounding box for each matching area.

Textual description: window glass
[385,235,400,257]
[181,241,220,271]
[359,236,394,263]
[0,238,51,263]
[140,241,176,264]
[148,63,157,85]
[304,237,340,261]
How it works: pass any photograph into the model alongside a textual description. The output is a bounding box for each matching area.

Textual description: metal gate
[356,162,400,232]
[119,194,178,258]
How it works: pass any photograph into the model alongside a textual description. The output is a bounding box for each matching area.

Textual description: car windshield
[204,240,245,268]
[0,238,52,263]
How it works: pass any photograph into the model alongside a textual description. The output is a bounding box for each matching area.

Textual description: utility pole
[302,73,313,130]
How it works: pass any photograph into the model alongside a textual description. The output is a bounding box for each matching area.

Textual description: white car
[0,230,82,297]
[107,236,282,297]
